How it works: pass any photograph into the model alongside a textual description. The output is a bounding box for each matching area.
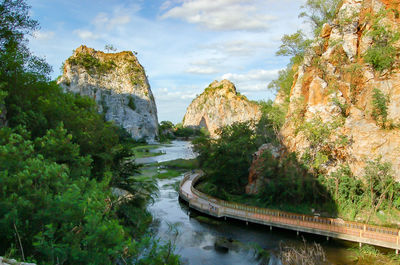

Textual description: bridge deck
[179,171,400,253]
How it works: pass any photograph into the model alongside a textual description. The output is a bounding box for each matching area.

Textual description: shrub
[364,11,399,72]
[371,88,388,128]
[68,53,115,75]
[364,45,397,72]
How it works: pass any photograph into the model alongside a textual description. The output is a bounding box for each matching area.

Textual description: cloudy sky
[27,0,307,123]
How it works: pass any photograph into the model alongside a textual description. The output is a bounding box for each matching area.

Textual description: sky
[27,0,308,123]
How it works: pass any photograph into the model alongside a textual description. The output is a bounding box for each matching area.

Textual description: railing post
[397,231,400,245]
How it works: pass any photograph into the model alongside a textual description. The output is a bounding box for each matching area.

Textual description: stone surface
[58,45,158,142]
[182,80,261,137]
[278,0,400,179]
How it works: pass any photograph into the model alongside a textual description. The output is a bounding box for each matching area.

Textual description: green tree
[276,30,312,65]
[193,122,257,195]
[0,1,181,263]
[104,44,117,52]
[371,88,389,128]
[299,0,342,35]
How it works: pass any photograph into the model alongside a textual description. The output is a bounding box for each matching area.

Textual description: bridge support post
[396,249,399,255]
[224,216,226,221]
[270,226,272,231]
[326,236,329,241]
[297,231,299,236]
[246,221,248,226]
[359,242,362,248]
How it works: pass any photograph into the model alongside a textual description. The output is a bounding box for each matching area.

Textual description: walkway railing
[179,172,400,252]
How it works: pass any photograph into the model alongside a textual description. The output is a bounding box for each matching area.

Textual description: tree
[363,158,396,222]
[193,122,257,195]
[0,1,181,263]
[0,0,38,49]
[104,44,117,52]
[276,30,312,64]
[299,0,342,36]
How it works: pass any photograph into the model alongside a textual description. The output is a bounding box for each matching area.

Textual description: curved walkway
[179,171,400,253]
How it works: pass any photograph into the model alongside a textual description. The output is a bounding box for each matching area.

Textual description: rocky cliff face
[183,80,261,137]
[58,45,158,141]
[277,0,400,180]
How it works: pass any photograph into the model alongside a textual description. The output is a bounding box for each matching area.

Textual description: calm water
[146,141,356,265]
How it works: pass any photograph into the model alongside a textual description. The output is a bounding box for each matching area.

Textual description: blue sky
[27,0,307,123]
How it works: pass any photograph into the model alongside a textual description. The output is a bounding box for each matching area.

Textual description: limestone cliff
[183,80,261,137]
[278,0,400,180]
[58,45,158,141]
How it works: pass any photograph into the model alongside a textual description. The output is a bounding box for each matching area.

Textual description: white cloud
[161,0,276,31]
[72,4,141,41]
[73,29,100,40]
[186,66,219,75]
[221,69,281,91]
[222,69,280,82]
[33,30,55,40]
[201,39,275,56]
[156,89,197,101]
[92,11,131,30]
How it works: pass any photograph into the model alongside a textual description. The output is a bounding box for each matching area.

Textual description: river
[145,141,356,265]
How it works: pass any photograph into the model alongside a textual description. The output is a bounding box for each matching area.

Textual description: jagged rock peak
[208,79,237,93]
[183,79,261,138]
[58,45,158,142]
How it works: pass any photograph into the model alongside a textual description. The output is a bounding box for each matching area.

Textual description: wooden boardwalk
[179,171,400,253]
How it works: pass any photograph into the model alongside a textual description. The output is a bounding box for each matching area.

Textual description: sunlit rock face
[58,45,158,141]
[182,80,261,138]
[278,0,400,179]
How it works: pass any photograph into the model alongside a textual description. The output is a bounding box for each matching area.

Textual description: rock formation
[277,0,400,179]
[58,45,158,141]
[183,80,261,137]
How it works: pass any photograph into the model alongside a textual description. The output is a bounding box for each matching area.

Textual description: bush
[364,45,397,72]
[193,122,257,194]
[364,11,399,72]
[371,88,389,128]
[68,52,115,75]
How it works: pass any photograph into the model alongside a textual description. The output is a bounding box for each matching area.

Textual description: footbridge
[179,171,400,253]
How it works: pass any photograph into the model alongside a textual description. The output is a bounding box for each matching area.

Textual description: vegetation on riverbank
[158,120,208,142]
[137,158,199,182]
[0,1,179,263]
[132,144,164,158]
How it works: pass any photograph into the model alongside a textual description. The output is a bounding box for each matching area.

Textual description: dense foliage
[158,121,206,142]
[193,119,336,214]
[193,122,257,196]
[0,1,179,263]
[371,88,389,128]
[364,10,400,72]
